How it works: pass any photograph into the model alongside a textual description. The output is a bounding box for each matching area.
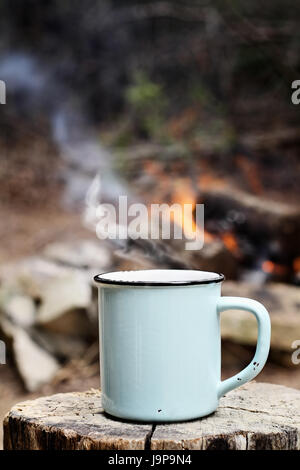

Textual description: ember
[262,260,288,276]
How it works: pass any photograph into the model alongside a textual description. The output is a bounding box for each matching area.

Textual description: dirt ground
[0,203,92,265]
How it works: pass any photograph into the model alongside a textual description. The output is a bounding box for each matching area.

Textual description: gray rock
[31,328,88,360]
[2,294,36,328]
[1,319,59,392]
[221,281,300,353]
[37,271,92,336]
[0,256,93,336]
[43,239,111,270]
[0,257,75,299]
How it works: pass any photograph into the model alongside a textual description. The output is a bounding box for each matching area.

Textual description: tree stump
[3,383,300,450]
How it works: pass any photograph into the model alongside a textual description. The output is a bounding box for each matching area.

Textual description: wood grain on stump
[3,383,300,450]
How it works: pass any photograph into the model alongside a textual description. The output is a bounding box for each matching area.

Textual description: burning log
[241,127,300,150]
[186,240,238,279]
[111,236,238,279]
[201,185,300,281]
[202,185,300,242]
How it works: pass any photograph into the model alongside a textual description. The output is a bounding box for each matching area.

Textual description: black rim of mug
[93,270,225,286]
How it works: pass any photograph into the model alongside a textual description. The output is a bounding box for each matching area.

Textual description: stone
[0,257,74,300]
[37,271,92,336]
[4,383,300,450]
[1,294,36,328]
[1,319,59,392]
[43,239,111,271]
[30,329,88,361]
[221,281,300,354]
[0,256,93,336]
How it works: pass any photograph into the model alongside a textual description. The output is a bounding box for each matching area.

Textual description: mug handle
[217,297,271,398]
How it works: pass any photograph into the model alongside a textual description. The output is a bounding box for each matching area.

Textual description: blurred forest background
[0,0,300,447]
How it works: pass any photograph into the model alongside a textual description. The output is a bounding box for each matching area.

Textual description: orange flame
[221,232,240,255]
[170,179,199,239]
[236,155,263,195]
[141,164,222,244]
[262,260,287,275]
[293,257,300,273]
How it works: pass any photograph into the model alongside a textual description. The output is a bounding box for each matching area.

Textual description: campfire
[118,153,300,285]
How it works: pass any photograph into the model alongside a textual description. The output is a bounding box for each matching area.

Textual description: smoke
[0,52,185,268]
[0,52,130,208]
[83,173,188,269]
[52,106,131,207]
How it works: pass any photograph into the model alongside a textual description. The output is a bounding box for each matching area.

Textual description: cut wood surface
[151,383,300,450]
[3,383,300,450]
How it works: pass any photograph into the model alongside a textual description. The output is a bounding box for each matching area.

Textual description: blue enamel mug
[94,270,271,422]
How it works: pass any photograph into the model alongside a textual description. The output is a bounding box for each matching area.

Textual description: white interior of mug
[95,269,224,285]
